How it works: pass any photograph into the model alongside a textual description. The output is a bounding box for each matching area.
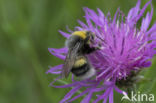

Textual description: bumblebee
[61,31,100,79]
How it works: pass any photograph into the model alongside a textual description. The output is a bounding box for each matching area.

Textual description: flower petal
[81,91,93,103]
[48,48,67,60]
[127,0,140,23]
[60,86,81,103]
[114,86,124,94]
[46,64,63,74]
[135,0,152,23]
[141,4,153,32]
[50,80,79,88]
[59,30,70,38]
[93,88,110,103]
[146,23,156,35]
[109,88,114,103]
[68,88,91,102]
[77,20,88,29]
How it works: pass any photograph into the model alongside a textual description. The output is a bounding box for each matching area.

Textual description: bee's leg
[95,42,102,50]
[88,47,98,54]
[90,42,103,51]
[83,44,102,54]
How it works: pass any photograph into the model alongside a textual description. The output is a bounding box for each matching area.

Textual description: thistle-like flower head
[47,0,156,103]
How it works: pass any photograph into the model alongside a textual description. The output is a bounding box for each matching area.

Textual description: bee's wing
[61,42,82,78]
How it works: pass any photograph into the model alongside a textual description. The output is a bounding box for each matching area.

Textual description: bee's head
[86,31,95,40]
[86,31,95,44]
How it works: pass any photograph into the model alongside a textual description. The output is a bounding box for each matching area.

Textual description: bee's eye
[86,31,94,39]
[86,31,91,36]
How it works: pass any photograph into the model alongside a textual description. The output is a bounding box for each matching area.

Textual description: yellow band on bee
[74,58,87,67]
[72,31,87,39]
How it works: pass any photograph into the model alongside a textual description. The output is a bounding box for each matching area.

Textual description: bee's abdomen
[71,63,89,76]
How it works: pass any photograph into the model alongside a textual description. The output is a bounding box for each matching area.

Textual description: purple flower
[47,0,156,103]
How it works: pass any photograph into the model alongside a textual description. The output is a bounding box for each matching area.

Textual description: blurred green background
[0,0,156,103]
